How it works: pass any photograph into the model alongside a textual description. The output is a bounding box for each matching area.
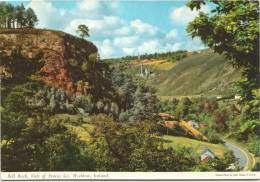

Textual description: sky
[10,0,209,58]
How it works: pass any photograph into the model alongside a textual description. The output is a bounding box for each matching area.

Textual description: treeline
[105,50,193,62]
[0,2,38,28]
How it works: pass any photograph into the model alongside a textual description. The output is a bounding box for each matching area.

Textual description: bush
[175,97,192,118]
[212,110,228,132]
[248,136,260,156]
[90,114,200,171]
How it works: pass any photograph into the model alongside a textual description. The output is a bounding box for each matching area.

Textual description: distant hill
[117,50,241,97]
[103,50,192,62]
[150,50,241,97]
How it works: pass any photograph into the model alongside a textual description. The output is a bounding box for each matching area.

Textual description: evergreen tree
[25,7,38,28]
[76,24,90,39]
[0,2,38,28]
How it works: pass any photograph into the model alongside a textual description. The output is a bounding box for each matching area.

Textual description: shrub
[248,136,260,156]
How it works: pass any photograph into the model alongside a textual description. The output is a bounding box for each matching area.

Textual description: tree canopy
[0,2,38,28]
[186,0,259,112]
[77,24,90,39]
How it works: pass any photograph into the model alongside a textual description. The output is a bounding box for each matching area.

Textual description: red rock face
[0,29,98,96]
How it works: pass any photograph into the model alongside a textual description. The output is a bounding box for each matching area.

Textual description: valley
[1,0,259,174]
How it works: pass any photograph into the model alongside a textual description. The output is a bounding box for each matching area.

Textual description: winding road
[223,139,255,171]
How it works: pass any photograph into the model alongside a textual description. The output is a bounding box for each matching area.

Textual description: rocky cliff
[0,29,100,97]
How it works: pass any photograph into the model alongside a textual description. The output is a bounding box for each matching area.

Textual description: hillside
[0,29,113,101]
[126,50,241,97]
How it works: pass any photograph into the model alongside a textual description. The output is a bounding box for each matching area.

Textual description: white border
[1,172,260,181]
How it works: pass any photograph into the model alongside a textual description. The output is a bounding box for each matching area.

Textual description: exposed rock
[0,29,98,96]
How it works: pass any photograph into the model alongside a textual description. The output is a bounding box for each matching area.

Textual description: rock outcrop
[0,29,99,96]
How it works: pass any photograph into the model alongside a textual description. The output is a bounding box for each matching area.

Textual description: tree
[16,4,26,28]
[77,24,90,39]
[91,114,200,171]
[25,7,38,28]
[186,0,259,118]
[175,97,192,117]
[2,115,96,171]
[0,2,38,28]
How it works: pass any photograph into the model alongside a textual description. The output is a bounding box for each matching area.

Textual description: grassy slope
[147,50,241,97]
[162,135,228,157]
[53,114,229,158]
[52,114,93,142]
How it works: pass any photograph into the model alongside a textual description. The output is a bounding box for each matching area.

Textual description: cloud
[165,42,183,51]
[137,39,161,54]
[77,0,119,18]
[123,48,135,55]
[170,5,209,24]
[66,16,125,38]
[113,35,138,47]
[27,0,206,58]
[28,0,67,29]
[95,39,115,58]
[130,19,158,36]
[166,29,178,39]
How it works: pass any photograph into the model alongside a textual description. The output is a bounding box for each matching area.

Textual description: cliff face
[0,29,99,96]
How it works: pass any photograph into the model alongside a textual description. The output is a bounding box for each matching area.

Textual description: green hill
[148,50,241,97]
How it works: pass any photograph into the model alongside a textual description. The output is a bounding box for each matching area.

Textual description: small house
[188,120,199,128]
[200,149,215,162]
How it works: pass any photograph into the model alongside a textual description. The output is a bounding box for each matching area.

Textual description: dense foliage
[186,0,259,118]
[0,2,38,28]
[186,0,260,158]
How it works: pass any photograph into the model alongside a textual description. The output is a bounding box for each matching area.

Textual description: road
[223,139,255,171]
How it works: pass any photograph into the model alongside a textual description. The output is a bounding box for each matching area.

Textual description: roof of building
[201,149,215,155]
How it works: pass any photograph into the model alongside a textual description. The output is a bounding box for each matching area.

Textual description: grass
[66,123,93,142]
[52,114,94,142]
[152,61,178,71]
[150,50,241,96]
[161,135,228,157]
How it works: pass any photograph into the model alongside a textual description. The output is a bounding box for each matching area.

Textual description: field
[130,59,177,71]
[161,135,229,157]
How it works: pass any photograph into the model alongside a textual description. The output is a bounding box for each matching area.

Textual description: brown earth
[0,28,98,96]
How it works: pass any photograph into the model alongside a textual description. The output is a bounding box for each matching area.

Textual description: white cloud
[138,39,161,54]
[184,37,206,50]
[131,19,158,36]
[166,29,178,39]
[170,5,209,24]
[27,0,206,58]
[114,26,131,36]
[113,36,138,47]
[28,0,67,29]
[77,0,119,18]
[165,42,183,51]
[67,16,124,34]
[95,39,115,58]
[123,48,135,55]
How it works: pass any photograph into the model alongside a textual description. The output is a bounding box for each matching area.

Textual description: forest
[0,2,38,28]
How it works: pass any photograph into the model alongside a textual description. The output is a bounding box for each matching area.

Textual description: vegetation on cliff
[0,2,38,28]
